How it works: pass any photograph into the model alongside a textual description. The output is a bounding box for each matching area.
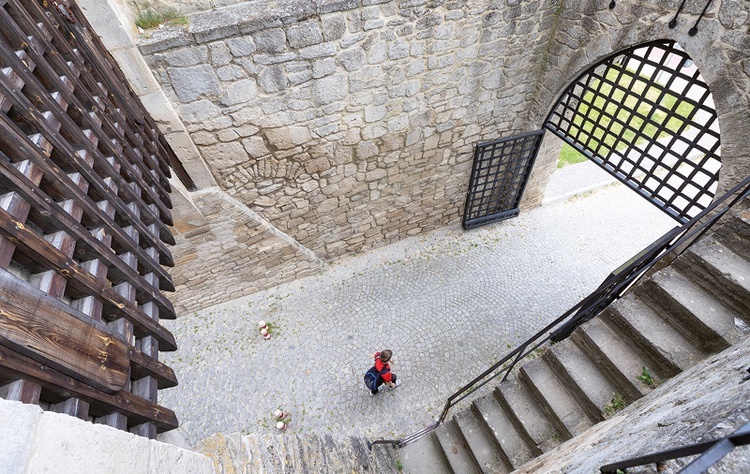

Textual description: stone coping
[138,0,397,53]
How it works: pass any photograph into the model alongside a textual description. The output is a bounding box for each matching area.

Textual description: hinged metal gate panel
[545,40,721,223]
[462,130,544,229]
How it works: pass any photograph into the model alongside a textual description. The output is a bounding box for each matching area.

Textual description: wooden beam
[0,378,41,403]
[0,345,178,431]
[0,144,176,316]
[0,270,130,393]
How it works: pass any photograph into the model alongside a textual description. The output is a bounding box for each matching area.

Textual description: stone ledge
[0,399,213,474]
[138,0,373,52]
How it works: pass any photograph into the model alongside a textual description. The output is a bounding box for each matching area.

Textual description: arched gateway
[463,40,721,229]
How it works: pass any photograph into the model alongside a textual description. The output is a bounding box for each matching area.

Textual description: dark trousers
[372,373,397,394]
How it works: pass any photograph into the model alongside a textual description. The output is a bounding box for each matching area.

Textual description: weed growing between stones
[605,392,627,415]
[637,366,656,389]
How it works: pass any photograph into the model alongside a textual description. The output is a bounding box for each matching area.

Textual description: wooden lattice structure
[0,0,179,437]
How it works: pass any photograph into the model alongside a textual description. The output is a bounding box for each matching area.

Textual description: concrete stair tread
[543,340,618,421]
[494,379,562,455]
[454,409,510,473]
[435,419,482,474]
[572,317,656,399]
[473,395,531,470]
[604,294,705,376]
[641,266,742,351]
[399,433,452,474]
[519,356,593,439]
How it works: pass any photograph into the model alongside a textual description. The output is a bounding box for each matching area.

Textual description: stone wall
[138,0,562,264]
[119,0,750,311]
[168,182,323,314]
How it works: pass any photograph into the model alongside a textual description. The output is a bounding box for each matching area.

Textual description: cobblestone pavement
[160,173,676,448]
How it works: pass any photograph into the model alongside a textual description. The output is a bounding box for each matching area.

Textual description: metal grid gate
[462,130,544,229]
[0,0,178,437]
[545,39,721,223]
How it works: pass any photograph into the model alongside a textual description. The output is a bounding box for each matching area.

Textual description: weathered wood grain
[0,270,130,393]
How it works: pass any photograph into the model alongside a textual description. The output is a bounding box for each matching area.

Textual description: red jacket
[374,352,392,382]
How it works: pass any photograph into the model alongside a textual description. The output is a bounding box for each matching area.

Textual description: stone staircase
[398,207,750,473]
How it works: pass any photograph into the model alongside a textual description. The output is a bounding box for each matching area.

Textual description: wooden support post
[0,378,42,403]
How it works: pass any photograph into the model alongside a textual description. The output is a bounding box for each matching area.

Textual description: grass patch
[556,67,695,168]
[135,4,187,30]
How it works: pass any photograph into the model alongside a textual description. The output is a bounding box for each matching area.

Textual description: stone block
[321,15,347,42]
[265,127,312,150]
[29,411,150,473]
[299,43,337,60]
[254,29,287,53]
[220,79,259,106]
[287,20,324,49]
[259,65,288,93]
[110,47,162,96]
[168,65,222,102]
[227,37,257,57]
[0,400,41,474]
[179,99,222,124]
[312,74,348,105]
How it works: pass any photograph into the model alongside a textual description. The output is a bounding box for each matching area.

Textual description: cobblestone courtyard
[160,168,676,448]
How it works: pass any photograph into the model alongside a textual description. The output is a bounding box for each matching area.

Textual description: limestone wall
[138,0,561,263]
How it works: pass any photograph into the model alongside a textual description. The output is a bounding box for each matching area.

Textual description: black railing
[369,174,750,450]
[600,420,750,473]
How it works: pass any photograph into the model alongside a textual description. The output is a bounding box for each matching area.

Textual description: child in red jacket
[365,349,401,395]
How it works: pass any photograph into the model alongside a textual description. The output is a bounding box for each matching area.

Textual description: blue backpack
[364,366,379,391]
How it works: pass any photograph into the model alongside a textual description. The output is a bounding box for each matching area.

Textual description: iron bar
[688,0,713,36]
[668,0,689,28]
[545,40,721,223]
[600,421,750,473]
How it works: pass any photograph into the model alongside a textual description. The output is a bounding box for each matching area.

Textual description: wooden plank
[129,347,177,389]
[0,207,177,350]
[51,397,90,420]
[0,345,178,431]
[0,270,130,393]
[0,378,41,403]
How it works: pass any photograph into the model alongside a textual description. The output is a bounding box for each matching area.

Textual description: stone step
[454,407,509,473]
[676,237,750,323]
[542,340,618,422]
[519,356,593,439]
[572,317,658,400]
[715,209,750,258]
[494,379,562,456]
[435,418,482,474]
[399,432,452,474]
[472,394,531,470]
[602,294,706,378]
[639,266,743,352]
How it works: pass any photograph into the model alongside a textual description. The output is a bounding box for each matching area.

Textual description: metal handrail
[369,175,750,450]
[600,420,750,473]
